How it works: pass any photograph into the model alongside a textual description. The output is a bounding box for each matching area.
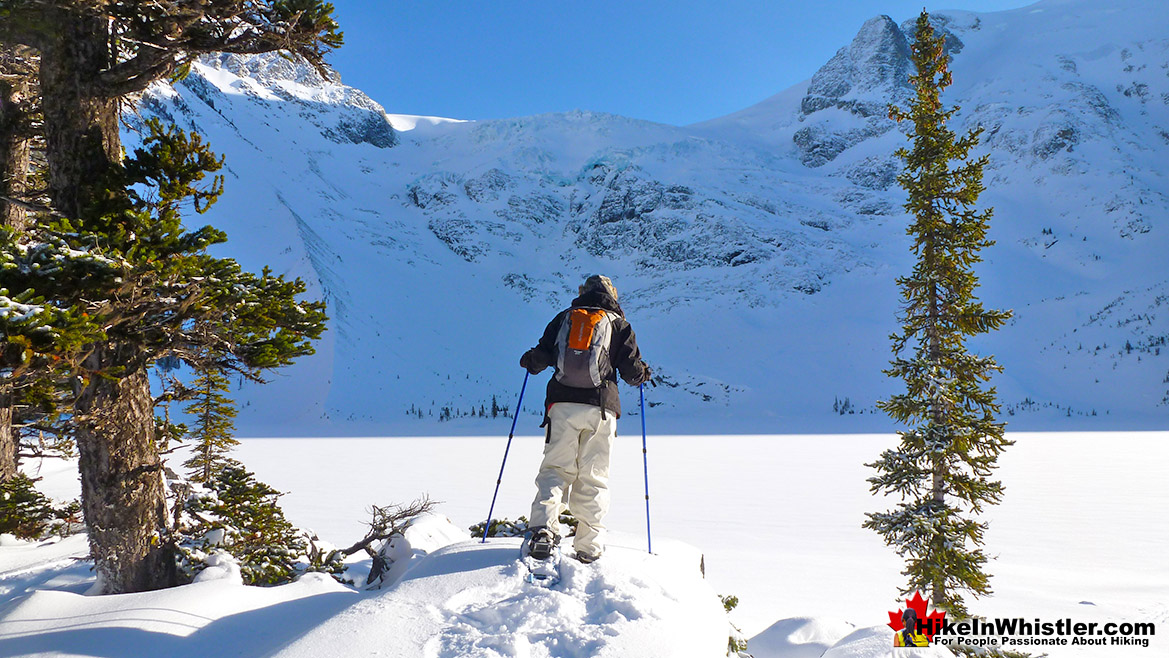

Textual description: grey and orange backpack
[554,307,618,388]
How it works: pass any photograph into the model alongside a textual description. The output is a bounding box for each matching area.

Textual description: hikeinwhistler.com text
[920,617,1157,649]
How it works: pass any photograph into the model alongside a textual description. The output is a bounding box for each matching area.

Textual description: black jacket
[521,290,650,421]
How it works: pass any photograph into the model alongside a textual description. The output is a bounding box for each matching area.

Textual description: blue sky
[326,1,1037,126]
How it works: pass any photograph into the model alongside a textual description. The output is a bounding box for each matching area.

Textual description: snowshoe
[520,530,562,587]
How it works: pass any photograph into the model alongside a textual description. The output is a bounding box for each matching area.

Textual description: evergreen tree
[0,473,80,538]
[0,278,101,482]
[864,11,1013,616]
[183,464,305,586]
[182,368,239,484]
[0,0,341,594]
[0,118,328,593]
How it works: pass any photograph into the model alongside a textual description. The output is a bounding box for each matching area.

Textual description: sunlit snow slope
[131,0,1169,435]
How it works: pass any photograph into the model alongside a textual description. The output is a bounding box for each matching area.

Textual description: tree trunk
[75,341,175,593]
[38,13,172,592]
[0,392,15,482]
[37,12,120,220]
[926,247,947,609]
[0,66,32,230]
[0,48,34,481]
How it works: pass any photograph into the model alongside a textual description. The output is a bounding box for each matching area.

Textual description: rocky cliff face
[792,14,973,169]
[139,52,397,150]
[800,15,914,118]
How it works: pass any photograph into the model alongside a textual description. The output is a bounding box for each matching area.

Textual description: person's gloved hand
[519,350,546,375]
[639,364,655,387]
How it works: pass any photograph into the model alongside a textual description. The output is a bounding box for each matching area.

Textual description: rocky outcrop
[184,53,398,149]
[800,16,912,118]
[794,15,965,168]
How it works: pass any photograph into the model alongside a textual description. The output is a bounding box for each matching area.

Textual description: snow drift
[0,516,730,658]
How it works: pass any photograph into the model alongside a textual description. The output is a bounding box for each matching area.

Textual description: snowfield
[2,431,1166,657]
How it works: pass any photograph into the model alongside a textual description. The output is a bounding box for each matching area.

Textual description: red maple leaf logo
[887,591,947,642]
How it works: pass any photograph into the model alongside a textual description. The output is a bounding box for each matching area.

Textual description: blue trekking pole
[481,372,529,543]
[640,383,652,554]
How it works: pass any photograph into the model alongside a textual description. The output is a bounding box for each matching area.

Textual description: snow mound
[1,525,728,657]
[749,616,858,657]
[821,626,953,657]
[274,537,728,658]
[370,511,473,585]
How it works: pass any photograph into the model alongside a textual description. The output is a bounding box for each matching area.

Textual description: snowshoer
[519,274,652,564]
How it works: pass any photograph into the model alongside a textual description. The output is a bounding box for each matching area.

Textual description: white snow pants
[530,402,616,557]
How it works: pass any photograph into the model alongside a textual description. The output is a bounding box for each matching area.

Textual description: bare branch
[98,49,182,97]
[0,194,64,217]
[335,497,437,558]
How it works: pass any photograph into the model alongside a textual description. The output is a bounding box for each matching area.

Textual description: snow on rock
[799,15,912,117]
[274,537,727,658]
[748,616,858,658]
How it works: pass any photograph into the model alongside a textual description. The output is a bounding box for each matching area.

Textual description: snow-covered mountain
[130,0,1169,435]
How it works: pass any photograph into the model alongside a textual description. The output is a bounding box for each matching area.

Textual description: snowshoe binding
[528,528,556,560]
[520,528,562,587]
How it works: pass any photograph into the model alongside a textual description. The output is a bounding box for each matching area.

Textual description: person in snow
[519,274,652,563]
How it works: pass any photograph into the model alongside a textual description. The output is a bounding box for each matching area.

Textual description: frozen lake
[231,431,1169,650]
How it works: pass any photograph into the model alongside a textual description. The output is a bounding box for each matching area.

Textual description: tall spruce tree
[182,368,239,484]
[864,11,1013,616]
[0,1,340,593]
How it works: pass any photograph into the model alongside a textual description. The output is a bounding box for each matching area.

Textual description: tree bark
[36,12,173,592]
[0,67,32,230]
[37,11,120,220]
[75,341,175,593]
[927,243,948,610]
[0,393,15,482]
[0,47,35,482]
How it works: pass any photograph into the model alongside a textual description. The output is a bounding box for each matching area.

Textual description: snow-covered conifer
[0,0,340,594]
[1,118,328,594]
[184,464,305,586]
[864,10,1013,616]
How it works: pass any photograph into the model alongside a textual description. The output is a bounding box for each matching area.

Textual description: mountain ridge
[131,0,1169,434]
